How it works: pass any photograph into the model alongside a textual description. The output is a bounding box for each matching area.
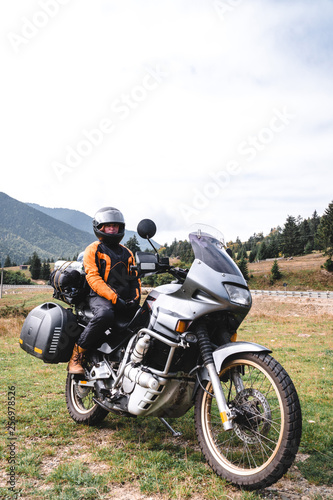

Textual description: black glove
[125,298,139,310]
[115,296,127,310]
[116,296,139,311]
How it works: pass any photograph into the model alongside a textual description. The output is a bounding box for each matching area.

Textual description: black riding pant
[77,295,115,350]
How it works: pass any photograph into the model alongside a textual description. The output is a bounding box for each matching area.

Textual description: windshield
[189,224,243,277]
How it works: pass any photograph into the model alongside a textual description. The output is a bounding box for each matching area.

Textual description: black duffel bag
[50,261,88,305]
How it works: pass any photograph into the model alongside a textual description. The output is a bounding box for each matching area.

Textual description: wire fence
[2,285,333,299]
[2,285,53,290]
[250,289,332,299]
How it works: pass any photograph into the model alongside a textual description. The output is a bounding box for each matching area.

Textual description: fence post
[0,267,3,299]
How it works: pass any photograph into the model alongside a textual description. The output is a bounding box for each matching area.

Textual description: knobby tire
[194,352,302,489]
[65,373,108,425]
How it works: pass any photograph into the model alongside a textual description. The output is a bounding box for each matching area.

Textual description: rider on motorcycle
[67,207,141,375]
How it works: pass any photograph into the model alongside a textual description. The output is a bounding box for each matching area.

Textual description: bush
[323,258,333,272]
[3,270,32,285]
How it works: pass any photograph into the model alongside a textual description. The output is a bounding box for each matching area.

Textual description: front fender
[192,341,271,400]
[213,341,271,372]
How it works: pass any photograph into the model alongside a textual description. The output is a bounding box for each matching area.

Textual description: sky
[1,0,332,246]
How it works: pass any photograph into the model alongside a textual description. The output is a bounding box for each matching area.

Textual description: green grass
[0,290,61,317]
[0,291,332,499]
[238,314,333,487]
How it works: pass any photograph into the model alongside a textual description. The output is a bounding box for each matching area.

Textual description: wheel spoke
[194,352,302,488]
[203,359,284,472]
[71,378,96,413]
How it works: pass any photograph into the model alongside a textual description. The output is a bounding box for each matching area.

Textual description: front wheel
[65,374,109,425]
[194,353,302,490]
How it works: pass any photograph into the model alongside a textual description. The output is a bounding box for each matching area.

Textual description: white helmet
[93,207,125,246]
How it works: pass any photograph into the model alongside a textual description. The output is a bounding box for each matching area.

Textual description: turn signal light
[175,320,189,333]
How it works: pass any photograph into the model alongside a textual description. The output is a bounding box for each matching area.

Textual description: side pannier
[19,302,82,363]
[50,260,88,305]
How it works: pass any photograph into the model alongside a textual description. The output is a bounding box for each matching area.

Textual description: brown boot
[67,344,86,375]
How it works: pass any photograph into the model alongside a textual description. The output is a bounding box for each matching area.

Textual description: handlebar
[131,261,188,283]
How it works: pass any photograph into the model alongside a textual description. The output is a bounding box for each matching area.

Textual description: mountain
[0,192,95,264]
[0,193,159,264]
[27,203,159,251]
[27,203,94,235]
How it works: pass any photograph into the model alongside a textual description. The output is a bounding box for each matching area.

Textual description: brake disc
[233,388,272,443]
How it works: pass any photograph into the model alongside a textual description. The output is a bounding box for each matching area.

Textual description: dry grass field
[248,253,333,291]
[249,253,327,274]
[1,289,332,499]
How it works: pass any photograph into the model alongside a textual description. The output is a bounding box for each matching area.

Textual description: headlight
[224,284,251,306]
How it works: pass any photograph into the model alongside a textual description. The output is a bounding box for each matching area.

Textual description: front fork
[196,322,235,431]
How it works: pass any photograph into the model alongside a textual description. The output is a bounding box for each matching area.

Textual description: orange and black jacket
[83,241,141,304]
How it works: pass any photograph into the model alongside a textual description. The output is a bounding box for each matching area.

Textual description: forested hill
[0,192,95,264]
[27,203,94,235]
[27,203,160,251]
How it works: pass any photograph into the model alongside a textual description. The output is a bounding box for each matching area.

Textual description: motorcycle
[20,220,302,490]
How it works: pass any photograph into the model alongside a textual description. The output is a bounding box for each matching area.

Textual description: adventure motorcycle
[20,220,302,490]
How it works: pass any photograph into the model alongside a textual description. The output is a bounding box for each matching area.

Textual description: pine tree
[266,238,280,258]
[316,201,333,259]
[4,255,12,267]
[125,235,141,255]
[40,261,51,280]
[299,219,313,253]
[235,236,242,255]
[238,257,249,281]
[238,246,248,261]
[304,241,313,254]
[29,252,42,280]
[282,215,302,256]
[310,210,321,249]
[257,241,268,261]
[271,259,282,281]
[249,247,257,263]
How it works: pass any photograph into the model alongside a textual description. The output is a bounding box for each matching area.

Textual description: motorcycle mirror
[137,219,157,240]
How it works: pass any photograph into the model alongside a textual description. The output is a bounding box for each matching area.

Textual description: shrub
[270,259,282,282]
[323,258,333,272]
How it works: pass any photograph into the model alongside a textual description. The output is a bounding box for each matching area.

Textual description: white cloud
[0,0,332,245]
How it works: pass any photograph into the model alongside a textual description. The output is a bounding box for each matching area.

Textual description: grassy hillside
[248,253,333,291]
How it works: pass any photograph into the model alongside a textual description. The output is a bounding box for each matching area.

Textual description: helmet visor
[94,207,125,228]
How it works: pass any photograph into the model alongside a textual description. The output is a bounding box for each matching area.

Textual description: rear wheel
[65,374,109,425]
[194,353,302,489]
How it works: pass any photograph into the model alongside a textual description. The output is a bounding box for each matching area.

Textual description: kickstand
[159,417,182,437]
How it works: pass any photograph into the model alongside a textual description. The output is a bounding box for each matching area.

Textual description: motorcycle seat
[111,306,142,334]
